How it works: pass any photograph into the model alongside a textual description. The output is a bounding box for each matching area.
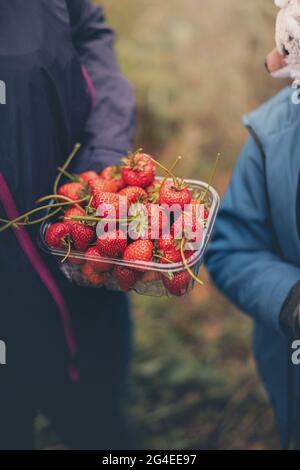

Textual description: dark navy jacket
[206,86,300,445]
[0,1,135,369]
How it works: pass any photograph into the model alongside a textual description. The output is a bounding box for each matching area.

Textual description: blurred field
[96,0,284,450]
[38,0,285,449]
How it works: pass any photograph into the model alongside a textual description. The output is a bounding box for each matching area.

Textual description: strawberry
[84,246,112,272]
[79,171,99,185]
[96,229,127,258]
[118,186,147,205]
[100,165,126,191]
[162,270,190,296]
[157,236,194,263]
[161,246,194,264]
[81,263,110,286]
[70,223,95,251]
[45,222,71,249]
[114,265,141,291]
[121,151,156,188]
[90,191,121,219]
[58,182,85,202]
[63,206,86,226]
[146,181,161,203]
[158,180,191,209]
[88,178,118,194]
[157,235,176,252]
[122,240,154,271]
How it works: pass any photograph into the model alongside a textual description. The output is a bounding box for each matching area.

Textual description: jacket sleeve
[66,0,136,171]
[205,136,300,334]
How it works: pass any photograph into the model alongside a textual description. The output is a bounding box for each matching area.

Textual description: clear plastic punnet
[39,178,220,297]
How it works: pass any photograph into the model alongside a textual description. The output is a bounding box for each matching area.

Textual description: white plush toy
[270,0,300,79]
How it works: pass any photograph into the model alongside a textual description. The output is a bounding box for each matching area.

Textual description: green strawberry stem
[149,156,177,186]
[37,194,89,209]
[65,215,134,223]
[57,167,79,182]
[53,143,81,195]
[61,239,72,264]
[0,199,84,233]
[14,208,62,227]
[153,253,173,264]
[200,153,221,203]
[160,156,182,187]
[150,155,184,189]
[0,219,19,229]
[180,239,204,286]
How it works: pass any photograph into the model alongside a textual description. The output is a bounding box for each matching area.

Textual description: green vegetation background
[38,0,286,449]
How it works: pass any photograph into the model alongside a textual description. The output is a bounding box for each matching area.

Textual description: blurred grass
[128,282,277,450]
[100,0,281,450]
[38,0,284,449]
[100,0,283,179]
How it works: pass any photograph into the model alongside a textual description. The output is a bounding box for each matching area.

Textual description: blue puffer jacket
[205,86,300,447]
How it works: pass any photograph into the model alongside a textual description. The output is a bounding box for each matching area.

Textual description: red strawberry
[63,206,85,225]
[100,165,126,191]
[96,229,127,258]
[81,263,110,286]
[90,191,121,219]
[58,182,85,202]
[114,265,141,291]
[45,223,71,249]
[85,247,113,272]
[157,236,194,264]
[70,223,95,251]
[79,171,99,185]
[157,235,176,252]
[88,178,118,194]
[161,246,194,264]
[121,151,155,188]
[122,240,153,271]
[162,270,190,296]
[158,180,191,209]
[118,186,147,205]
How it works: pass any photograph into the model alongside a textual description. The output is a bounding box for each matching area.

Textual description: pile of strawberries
[42,150,209,296]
